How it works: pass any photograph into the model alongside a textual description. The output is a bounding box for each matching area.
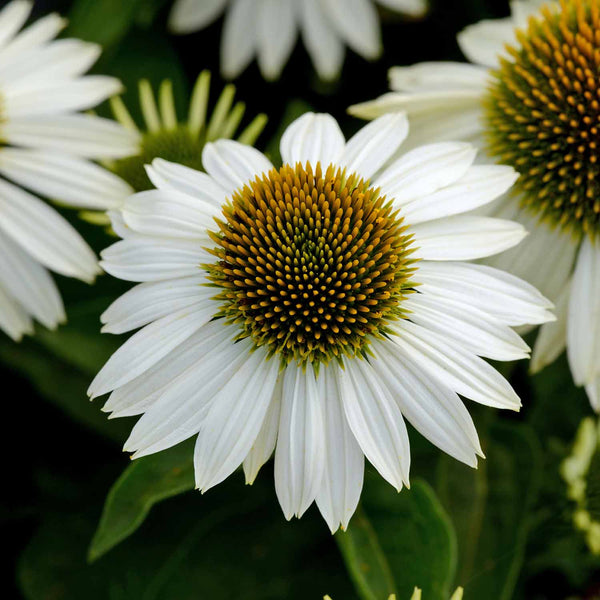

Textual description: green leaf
[66,0,145,48]
[436,422,542,600]
[88,440,196,562]
[337,477,457,600]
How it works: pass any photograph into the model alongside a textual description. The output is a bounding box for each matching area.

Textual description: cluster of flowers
[2,0,598,536]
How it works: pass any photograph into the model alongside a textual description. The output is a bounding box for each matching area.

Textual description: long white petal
[221,0,258,79]
[195,348,280,491]
[202,138,273,195]
[375,142,477,205]
[146,158,227,209]
[0,230,64,329]
[256,0,297,80]
[402,165,518,224]
[389,319,522,410]
[168,0,228,33]
[299,0,345,80]
[404,292,530,361]
[0,148,132,210]
[409,216,527,261]
[279,112,345,167]
[457,18,515,68]
[370,338,482,467]
[415,261,554,326]
[243,376,283,484]
[315,365,364,532]
[101,275,209,334]
[0,1,32,52]
[275,363,325,519]
[124,329,252,455]
[567,239,600,385]
[389,61,489,93]
[0,281,33,340]
[1,114,140,159]
[0,177,99,281]
[88,302,217,398]
[531,281,570,374]
[337,358,410,491]
[340,112,409,181]
[0,12,65,61]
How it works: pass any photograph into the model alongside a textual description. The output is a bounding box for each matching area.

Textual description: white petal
[275,363,325,519]
[202,139,273,195]
[122,190,216,239]
[531,281,570,374]
[389,319,522,410]
[340,112,409,181]
[101,275,209,334]
[409,216,527,261]
[377,0,427,15]
[100,238,209,282]
[104,320,238,418]
[88,302,217,398]
[0,281,32,340]
[256,0,297,80]
[0,230,64,329]
[404,292,530,361]
[389,62,489,93]
[322,0,381,59]
[146,158,227,209]
[168,0,228,33]
[243,376,283,484]
[375,142,477,205]
[402,165,518,224]
[0,148,132,210]
[370,338,482,467]
[337,358,410,491]
[0,177,99,281]
[315,366,364,532]
[485,210,577,304]
[0,1,32,51]
[299,0,345,80]
[585,377,600,413]
[221,0,258,79]
[0,11,65,60]
[279,112,345,167]
[4,76,123,118]
[195,349,280,491]
[124,328,252,455]
[1,114,140,159]
[457,17,516,68]
[567,239,600,386]
[415,261,554,326]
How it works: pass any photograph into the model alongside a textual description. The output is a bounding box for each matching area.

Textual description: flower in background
[89,111,553,532]
[561,417,600,554]
[84,71,267,226]
[350,0,600,411]
[168,0,429,81]
[0,0,138,341]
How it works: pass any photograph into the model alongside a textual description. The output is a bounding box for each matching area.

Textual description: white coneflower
[350,0,600,411]
[168,0,429,81]
[82,71,268,226]
[90,111,553,532]
[0,0,138,340]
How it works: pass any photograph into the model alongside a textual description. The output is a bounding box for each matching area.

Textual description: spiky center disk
[207,162,416,367]
[485,0,600,237]
[111,127,205,192]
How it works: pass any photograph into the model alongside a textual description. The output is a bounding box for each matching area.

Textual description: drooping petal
[221,0,258,79]
[168,0,228,34]
[275,363,325,519]
[256,0,297,80]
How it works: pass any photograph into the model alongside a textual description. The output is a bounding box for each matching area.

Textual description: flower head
[349,0,600,411]
[0,0,137,340]
[90,112,552,531]
[168,0,429,81]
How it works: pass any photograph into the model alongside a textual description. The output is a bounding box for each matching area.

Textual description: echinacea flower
[350,0,600,410]
[82,71,268,226]
[90,111,553,532]
[0,0,137,340]
[168,0,429,81]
